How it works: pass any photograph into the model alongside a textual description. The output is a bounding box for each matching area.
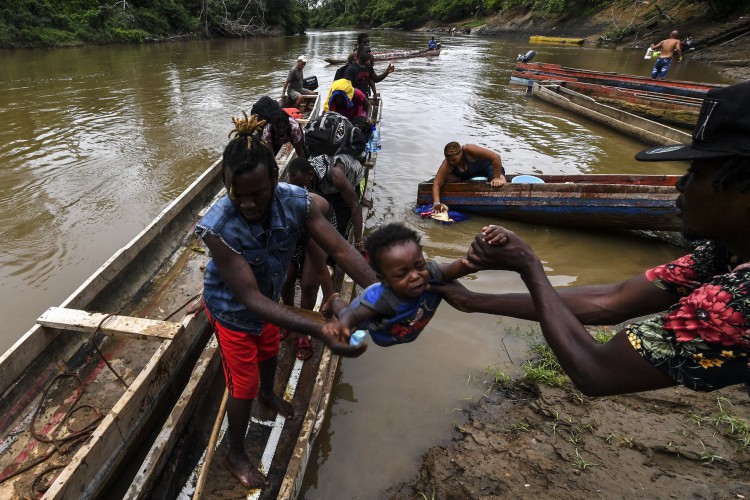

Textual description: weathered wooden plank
[124,337,220,500]
[42,313,208,499]
[38,307,183,341]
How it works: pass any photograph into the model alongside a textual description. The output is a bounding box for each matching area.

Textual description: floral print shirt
[626,241,750,391]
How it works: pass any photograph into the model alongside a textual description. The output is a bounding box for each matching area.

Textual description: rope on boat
[0,243,206,494]
[0,372,104,497]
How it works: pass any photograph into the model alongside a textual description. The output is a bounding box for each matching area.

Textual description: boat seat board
[37,307,183,341]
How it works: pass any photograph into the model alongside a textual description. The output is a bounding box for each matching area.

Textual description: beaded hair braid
[223,111,278,192]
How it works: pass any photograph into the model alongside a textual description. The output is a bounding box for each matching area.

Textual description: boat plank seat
[37,306,183,341]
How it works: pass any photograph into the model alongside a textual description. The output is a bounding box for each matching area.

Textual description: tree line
[1,0,745,49]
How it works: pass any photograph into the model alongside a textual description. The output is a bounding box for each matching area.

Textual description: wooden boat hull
[530,36,585,45]
[0,96,322,499]
[125,98,384,500]
[556,81,701,128]
[324,48,441,65]
[513,61,725,98]
[417,174,681,232]
[530,83,692,146]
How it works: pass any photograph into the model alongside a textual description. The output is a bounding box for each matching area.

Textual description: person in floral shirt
[429,81,750,396]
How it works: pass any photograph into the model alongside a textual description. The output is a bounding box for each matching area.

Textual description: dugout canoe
[513,61,725,98]
[529,36,585,45]
[324,48,441,65]
[124,97,384,500]
[530,83,692,146]
[416,173,681,232]
[554,80,702,128]
[0,94,321,499]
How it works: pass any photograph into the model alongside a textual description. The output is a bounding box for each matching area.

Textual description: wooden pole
[194,388,229,499]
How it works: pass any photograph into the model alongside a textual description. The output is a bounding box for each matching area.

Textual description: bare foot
[225,452,268,488]
[360,197,373,209]
[258,391,294,418]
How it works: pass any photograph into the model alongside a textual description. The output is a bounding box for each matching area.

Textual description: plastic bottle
[349,330,367,346]
[369,126,381,152]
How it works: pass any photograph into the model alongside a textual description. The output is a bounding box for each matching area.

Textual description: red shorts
[205,307,280,400]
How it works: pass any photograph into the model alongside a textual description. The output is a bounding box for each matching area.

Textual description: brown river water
[0,31,736,498]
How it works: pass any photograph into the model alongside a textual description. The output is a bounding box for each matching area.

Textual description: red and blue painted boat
[416,174,681,232]
[512,61,725,99]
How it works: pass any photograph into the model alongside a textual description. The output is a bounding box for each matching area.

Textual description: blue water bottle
[350,330,367,346]
[370,126,381,152]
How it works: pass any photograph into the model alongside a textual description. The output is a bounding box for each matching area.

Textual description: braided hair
[364,222,421,275]
[223,111,279,192]
[713,156,750,194]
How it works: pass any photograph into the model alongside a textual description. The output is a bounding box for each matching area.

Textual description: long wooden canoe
[530,83,692,146]
[529,36,585,45]
[0,95,321,499]
[513,61,725,98]
[324,48,441,65]
[417,173,681,232]
[554,80,702,128]
[124,98,384,500]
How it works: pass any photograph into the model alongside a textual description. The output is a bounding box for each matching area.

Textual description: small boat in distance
[416,173,681,232]
[530,83,692,146]
[530,35,585,45]
[324,47,441,65]
[513,61,725,98]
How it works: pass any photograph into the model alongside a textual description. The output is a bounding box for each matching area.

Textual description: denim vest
[195,182,309,333]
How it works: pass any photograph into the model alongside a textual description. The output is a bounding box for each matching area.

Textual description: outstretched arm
[306,194,377,288]
[321,293,378,341]
[372,64,395,83]
[203,234,366,357]
[431,160,451,212]
[432,227,678,396]
[438,258,474,282]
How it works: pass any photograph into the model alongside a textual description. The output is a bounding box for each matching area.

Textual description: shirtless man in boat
[650,30,682,80]
[196,113,376,488]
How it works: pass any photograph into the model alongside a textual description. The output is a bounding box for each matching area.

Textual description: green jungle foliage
[1,0,745,48]
[0,0,310,48]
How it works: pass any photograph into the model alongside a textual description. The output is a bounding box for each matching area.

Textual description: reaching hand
[432,202,448,213]
[482,225,509,246]
[322,327,367,357]
[489,176,506,187]
[387,64,395,74]
[467,225,539,273]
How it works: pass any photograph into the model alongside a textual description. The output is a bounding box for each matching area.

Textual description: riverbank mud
[386,376,750,498]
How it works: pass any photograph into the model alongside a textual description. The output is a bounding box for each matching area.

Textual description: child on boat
[322,222,473,346]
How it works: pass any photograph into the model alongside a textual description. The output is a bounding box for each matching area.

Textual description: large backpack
[334,63,350,81]
[303,112,367,159]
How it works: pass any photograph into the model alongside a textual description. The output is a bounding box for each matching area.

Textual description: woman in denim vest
[195,113,376,488]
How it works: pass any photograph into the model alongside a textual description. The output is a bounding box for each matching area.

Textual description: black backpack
[334,63,350,81]
[303,112,366,159]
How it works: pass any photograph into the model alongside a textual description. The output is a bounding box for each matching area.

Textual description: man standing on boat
[281,55,317,109]
[196,113,376,488]
[650,30,682,80]
[344,44,394,103]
